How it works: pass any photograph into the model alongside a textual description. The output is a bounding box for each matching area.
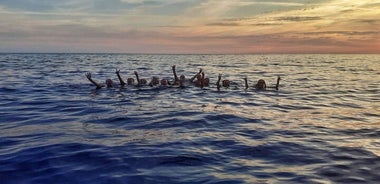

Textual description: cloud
[275,16,322,22]
[303,31,380,36]
[0,0,163,14]
[0,0,60,12]
[206,22,241,27]
[0,0,380,53]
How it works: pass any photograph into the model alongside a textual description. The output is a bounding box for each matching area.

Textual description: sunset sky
[1,0,379,53]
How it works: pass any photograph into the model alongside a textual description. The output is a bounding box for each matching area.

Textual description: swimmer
[204,77,210,87]
[149,76,160,86]
[134,71,147,86]
[221,74,230,87]
[172,65,188,86]
[223,79,230,88]
[194,73,203,87]
[244,76,281,90]
[256,79,266,90]
[200,72,210,88]
[141,79,147,85]
[115,69,126,86]
[127,78,135,85]
[160,79,169,86]
[172,65,179,83]
[180,75,186,82]
[190,68,203,83]
[85,72,113,89]
[200,72,205,88]
[216,74,230,90]
[116,69,135,86]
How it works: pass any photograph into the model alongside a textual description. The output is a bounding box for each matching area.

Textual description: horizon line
[1,52,379,55]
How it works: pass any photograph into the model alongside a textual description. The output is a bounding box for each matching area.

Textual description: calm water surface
[0,54,379,183]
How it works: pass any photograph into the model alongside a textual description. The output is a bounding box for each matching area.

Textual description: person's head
[105,79,113,87]
[196,74,202,80]
[180,75,186,81]
[140,79,147,85]
[256,79,266,89]
[204,78,210,86]
[127,78,134,85]
[151,76,160,86]
[160,79,168,86]
[222,80,230,87]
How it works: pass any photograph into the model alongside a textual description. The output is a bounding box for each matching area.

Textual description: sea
[0,54,379,184]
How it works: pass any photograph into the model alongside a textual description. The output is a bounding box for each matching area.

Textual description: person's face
[180,75,185,81]
[140,79,147,84]
[106,79,113,87]
[127,78,134,85]
[196,74,202,80]
[257,79,266,89]
[152,77,159,85]
[204,78,210,86]
[161,79,168,85]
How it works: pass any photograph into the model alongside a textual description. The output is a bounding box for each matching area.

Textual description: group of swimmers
[85,65,281,91]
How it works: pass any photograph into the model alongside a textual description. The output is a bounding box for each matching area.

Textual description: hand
[85,72,92,79]
[134,71,138,75]
[172,65,176,69]
[115,68,120,74]
[198,68,202,73]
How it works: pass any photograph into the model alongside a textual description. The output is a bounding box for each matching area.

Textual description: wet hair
[256,79,266,89]
[106,79,113,87]
[140,79,147,85]
[180,75,186,81]
[196,74,202,80]
[151,77,160,86]
[222,80,230,87]
[160,79,168,86]
[203,78,210,86]
[127,78,135,85]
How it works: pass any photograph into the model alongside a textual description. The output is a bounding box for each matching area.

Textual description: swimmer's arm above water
[85,72,105,89]
[115,69,126,86]
[190,68,202,82]
[243,77,249,89]
[172,65,179,82]
[266,76,281,90]
[134,71,141,86]
[216,74,222,89]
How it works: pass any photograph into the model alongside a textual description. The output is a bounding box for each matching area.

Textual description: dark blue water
[1,54,379,183]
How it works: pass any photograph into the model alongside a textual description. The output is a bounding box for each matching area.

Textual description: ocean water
[0,54,379,184]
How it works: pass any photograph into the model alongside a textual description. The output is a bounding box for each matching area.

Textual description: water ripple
[1,54,379,183]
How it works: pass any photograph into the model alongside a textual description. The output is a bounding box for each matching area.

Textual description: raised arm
[85,72,104,89]
[267,76,281,90]
[172,65,179,82]
[115,69,126,86]
[200,72,205,88]
[134,71,140,86]
[243,77,248,89]
[190,68,202,82]
[216,74,222,90]
[216,74,222,91]
[275,76,280,90]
